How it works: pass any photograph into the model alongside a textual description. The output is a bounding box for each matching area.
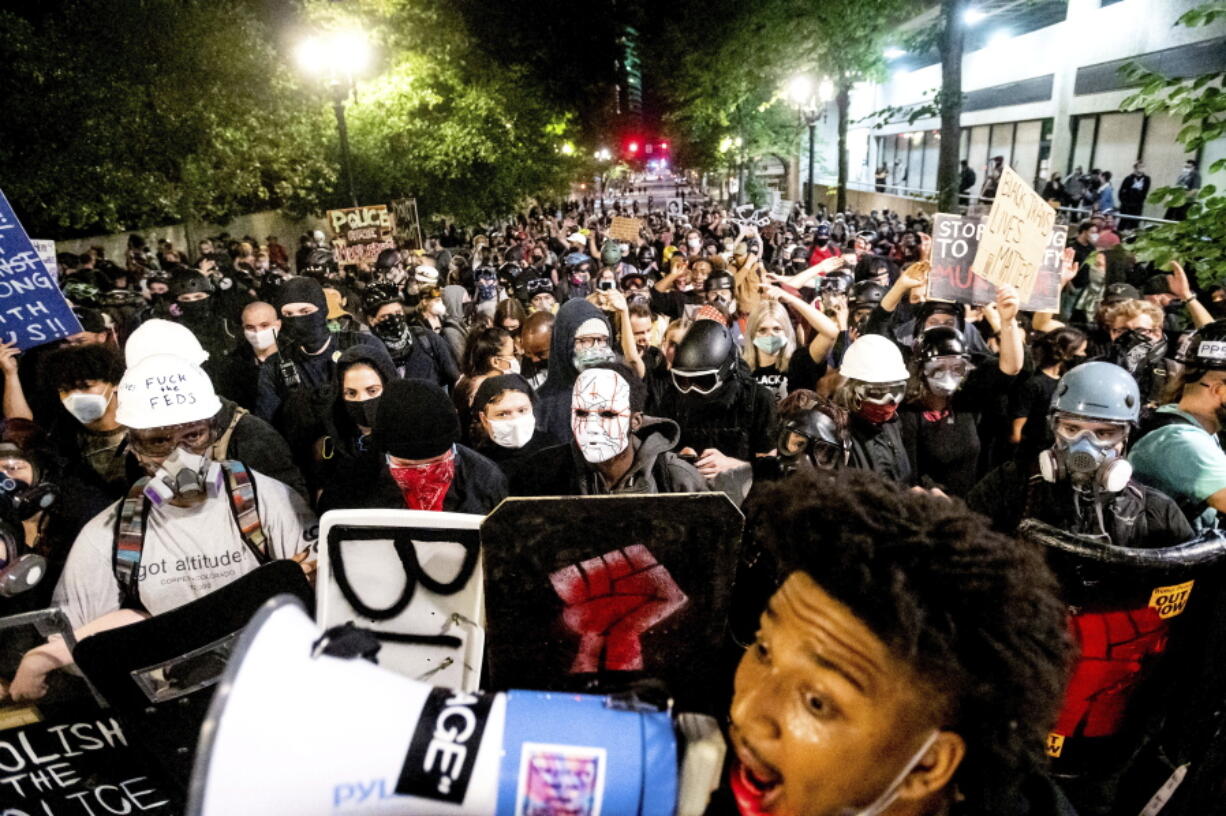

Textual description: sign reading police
[0,189,83,350]
[327,204,396,267]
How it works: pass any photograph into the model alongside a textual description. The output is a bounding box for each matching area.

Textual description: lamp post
[594,148,612,212]
[786,74,833,215]
[297,29,371,208]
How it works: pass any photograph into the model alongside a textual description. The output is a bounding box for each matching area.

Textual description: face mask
[572,369,632,464]
[574,344,615,372]
[814,237,828,247]
[500,357,522,375]
[387,449,456,512]
[178,299,211,321]
[856,400,898,424]
[373,313,412,354]
[924,373,965,397]
[753,335,786,356]
[476,281,498,301]
[430,301,448,317]
[488,413,536,449]
[343,396,380,429]
[687,238,702,250]
[711,294,736,315]
[62,390,112,425]
[244,327,277,351]
[280,311,330,350]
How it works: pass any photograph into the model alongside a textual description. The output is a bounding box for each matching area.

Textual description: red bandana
[387,449,456,511]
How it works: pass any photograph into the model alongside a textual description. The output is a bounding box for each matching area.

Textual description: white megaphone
[189,596,725,816]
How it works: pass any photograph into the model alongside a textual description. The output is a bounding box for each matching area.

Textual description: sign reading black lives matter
[927,212,1068,313]
[480,494,743,709]
[326,204,396,266]
[0,189,82,350]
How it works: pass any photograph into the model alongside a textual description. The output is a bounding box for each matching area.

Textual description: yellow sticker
[1046,733,1065,758]
[1149,580,1195,620]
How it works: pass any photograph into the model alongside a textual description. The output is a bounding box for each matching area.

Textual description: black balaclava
[276,276,331,351]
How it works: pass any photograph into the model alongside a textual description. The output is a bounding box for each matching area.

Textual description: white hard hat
[840,335,910,383]
[125,319,209,368]
[116,353,222,430]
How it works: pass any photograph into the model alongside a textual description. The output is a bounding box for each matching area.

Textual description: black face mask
[343,396,380,429]
[280,310,330,350]
[814,237,828,247]
[178,298,212,322]
[372,313,412,356]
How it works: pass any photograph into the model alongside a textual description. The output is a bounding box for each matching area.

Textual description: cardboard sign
[769,198,795,223]
[480,494,743,709]
[0,189,83,350]
[928,213,1067,311]
[326,204,396,266]
[608,216,643,243]
[391,197,423,250]
[30,239,58,282]
[971,165,1056,303]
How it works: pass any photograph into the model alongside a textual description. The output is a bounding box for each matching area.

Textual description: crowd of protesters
[0,188,1224,816]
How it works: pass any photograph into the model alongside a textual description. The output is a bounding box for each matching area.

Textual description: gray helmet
[1050,361,1140,423]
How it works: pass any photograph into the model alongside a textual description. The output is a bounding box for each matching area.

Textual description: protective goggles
[671,369,723,396]
[921,356,973,380]
[1051,416,1128,447]
[525,277,554,295]
[852,381,907,405]
[128,421,214,458]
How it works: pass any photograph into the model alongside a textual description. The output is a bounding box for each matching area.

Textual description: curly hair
[744,469,1072,810]
[42,342,125,392]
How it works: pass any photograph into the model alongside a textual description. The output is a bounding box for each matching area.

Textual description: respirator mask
[142,445,224,507]
[1039,416,1132,539]
[0,477,58,597]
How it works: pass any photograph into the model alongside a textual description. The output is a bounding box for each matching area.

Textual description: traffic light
[627,140,639,154]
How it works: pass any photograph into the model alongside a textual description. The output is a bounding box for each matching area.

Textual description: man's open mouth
[731,733,784,811]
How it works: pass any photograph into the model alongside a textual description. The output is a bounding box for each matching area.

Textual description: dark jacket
[535,300,613,443]
[314,345,402,491]
[474,428,558,483]
[848,414,913,486]
[654,371,777,463]
[317,443,508,516]
[215,397,308,498]
[213,341,266,414]
[511,416,708,496]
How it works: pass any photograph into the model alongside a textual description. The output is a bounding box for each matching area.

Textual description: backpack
[112,460,269,608]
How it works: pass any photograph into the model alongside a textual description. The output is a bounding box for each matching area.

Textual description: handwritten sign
[0,714,179,814]
[30,240,58,283]
[769,199,795,223]
[326,204,395,267]
[607,216,643,243]
[0,190,83,350]
[391,197,423,250]
[971,165,1056,303]
[928,213,1067,312]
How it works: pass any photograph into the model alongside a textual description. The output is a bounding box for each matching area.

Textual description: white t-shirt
[53,470,317,629]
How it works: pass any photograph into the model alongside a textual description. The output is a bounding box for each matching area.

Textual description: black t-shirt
[751,348,828,400]
[1010,371,1060,457]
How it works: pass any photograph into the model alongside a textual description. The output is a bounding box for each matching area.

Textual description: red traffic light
[627,141,639,154]
[660,142,669,151]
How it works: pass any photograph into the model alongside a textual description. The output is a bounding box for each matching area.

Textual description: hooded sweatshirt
[510,416,707,496]
[535,299,612,442]
[440,285,470,362]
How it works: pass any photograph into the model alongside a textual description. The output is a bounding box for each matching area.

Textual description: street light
[786,72,829,216]
[297,28,372,208]
[963,7,987,25]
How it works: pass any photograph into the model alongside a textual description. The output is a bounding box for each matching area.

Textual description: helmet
[413,265,439,286]
[169,272,214,300]
[62,279,101,306]
[672,321,735,396]
[1177,319,1226,370]
[362,284,402,316]
[600,241,623,267]
[116,353,222,430]
[849,281,886,310]
[704,270,735,293]
[1049,361,1140,423]
[374,248,403,270]
[497,262,521,281]
[125,319,209,368]
[301,248,336,274]
[914,326,967,363]
[840,335,909,383]
[814,224,831,239]
[819,271,854,295]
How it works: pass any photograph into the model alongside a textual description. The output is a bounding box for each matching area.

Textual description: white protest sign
[769,199,794,223]
[31,239,58,282]
[971,166,1055,303]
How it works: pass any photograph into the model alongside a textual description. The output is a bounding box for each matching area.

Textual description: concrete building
[801,0,1226,219]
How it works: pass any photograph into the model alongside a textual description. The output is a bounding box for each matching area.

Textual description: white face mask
[687,238,702,250]
[244,327,277,351]
[62,390,112,425]
[572,369,633,464]
[488,413,536,449]
[430,301,447,317]
[503,357,522,375]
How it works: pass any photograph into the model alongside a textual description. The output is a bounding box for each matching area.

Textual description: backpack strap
[222,461,270,564]
[112,477,153,609]
[210,405,248,462]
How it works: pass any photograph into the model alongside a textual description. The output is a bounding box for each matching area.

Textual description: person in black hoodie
[168,271,238,362]
[471,373,557,482]
[311,345,400,500]
[317,378,507,515]
[511,361,706,496]
[535,299,616,442]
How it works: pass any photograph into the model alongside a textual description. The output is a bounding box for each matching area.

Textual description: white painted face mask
[62,390,112,424]
[571,368,632,464]
[244,327,277,351]
[488,413,536,449]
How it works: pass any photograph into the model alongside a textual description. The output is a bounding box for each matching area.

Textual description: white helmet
[125,319,209,368]
[840,335,910,383]
[116,353,222,430]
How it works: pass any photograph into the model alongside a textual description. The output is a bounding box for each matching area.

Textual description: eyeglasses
[574,336,609,351]
[852,381,906,405]
[671,369,723,395]
[128,421,213,457]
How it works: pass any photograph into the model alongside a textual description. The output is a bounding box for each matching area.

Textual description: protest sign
[30,239,58,282]
[929,212,1067,311]
[326,204,396,266]
[971,165,1056,303]
[769,198,795,223]
[608,216,643,242]
[391,197,423,250]
[0,190,83,350]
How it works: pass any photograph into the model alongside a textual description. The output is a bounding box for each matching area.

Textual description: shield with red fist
[480,494,743,706]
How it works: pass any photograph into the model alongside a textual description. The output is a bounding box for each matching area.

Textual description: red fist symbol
[549,544,689,673]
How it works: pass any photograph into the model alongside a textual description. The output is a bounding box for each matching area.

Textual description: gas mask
[921,356,972,398]
[0,476,57,597]
[851,381,906,424]
[775,410,847,474]
[1039,417,1132,539]
[144,446,224,507]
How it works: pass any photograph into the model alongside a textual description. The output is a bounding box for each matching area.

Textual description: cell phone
[598,280,615,291]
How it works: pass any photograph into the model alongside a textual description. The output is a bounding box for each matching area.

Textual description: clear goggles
[921,356,973,380]
[852,380,907,405]
[671,369,723,396]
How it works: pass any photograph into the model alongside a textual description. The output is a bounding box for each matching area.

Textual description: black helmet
[169,272,214,299]
[302,247,336,274]
[704,270,735,293]
[911,301,964,336]
[636,245,656,266]
[778,405,849,469]
[498,262,521,281]
[1177,320,1226,371]
[849,281,887,309]
[363,283,402,316]
[914,325,967,363]
[375,248,403,270]
[671,321,735,396]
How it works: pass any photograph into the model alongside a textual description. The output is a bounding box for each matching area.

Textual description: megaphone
[189,596,725,816]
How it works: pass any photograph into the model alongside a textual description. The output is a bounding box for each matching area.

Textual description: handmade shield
[317,509,485,690]
[480,494,742,706]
